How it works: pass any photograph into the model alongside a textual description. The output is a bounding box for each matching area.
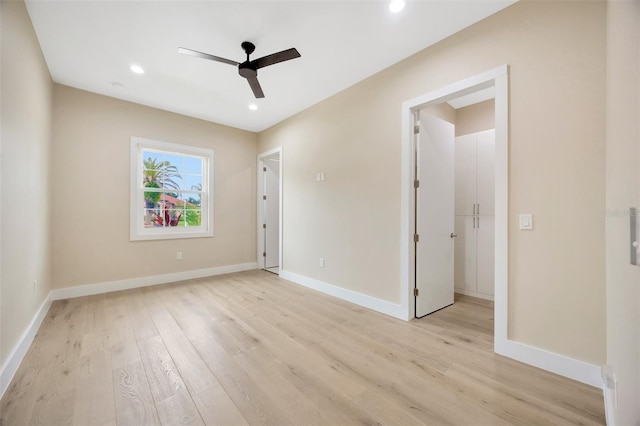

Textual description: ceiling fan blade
[247,77,265,98]
[251,48,301,69]
[178,47,239,66]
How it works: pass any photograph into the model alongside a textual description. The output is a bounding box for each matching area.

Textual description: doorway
[414,93,497,319]
[257,147,282,274]
[401,65,508,347]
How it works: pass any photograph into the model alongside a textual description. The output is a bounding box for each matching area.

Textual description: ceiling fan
[178,41,301,99]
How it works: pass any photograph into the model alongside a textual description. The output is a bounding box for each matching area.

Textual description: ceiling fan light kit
[178,41,301,99]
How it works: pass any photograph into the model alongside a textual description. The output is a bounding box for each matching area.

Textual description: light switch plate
[519,214,533,230]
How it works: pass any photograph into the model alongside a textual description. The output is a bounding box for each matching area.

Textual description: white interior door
[416,112,455,317]
[264,157,280,269]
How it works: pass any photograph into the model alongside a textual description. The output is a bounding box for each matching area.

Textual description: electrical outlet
[319,258,325,268]
[176,251,183,260]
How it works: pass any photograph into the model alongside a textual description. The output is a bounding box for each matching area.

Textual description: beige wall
[258,1,607,364]
[456,99,495,136]
[422,102,456,125]
[51,86,257,288]
[1,1,53,367]
[605,0,639,423]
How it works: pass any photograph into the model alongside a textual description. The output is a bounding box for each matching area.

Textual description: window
[130,137,214,240]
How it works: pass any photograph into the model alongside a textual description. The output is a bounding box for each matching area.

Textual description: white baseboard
[279,270,406,320]
[495,337,601,387]
[1,262,257,399]
[50,262,258,301]
[454,287,494,301]
[0,294,52,399]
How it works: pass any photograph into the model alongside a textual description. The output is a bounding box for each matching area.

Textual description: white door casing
[400,64,508,348]
[415,112,456,317]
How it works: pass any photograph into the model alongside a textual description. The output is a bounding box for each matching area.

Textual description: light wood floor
[1,270,605,425]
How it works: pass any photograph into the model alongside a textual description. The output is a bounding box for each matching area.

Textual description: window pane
[145,194,184,227]
[185,208,202,227]
[142,150,163,187]
[185,157,203,175]
[184,174,203,191]
[142,150,184,190]
[164,153,184,171]
[143,188,161,208]
[143,208,157,228]
[184,193,201,208]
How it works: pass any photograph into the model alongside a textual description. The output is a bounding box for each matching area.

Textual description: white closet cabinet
[454,129,495,300]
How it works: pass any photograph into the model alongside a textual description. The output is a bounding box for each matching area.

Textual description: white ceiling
[26,0,515,133]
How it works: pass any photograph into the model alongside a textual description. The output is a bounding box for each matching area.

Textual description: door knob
[450,233,457,238]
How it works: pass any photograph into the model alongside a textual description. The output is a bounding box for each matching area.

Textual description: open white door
[415,112,455,317]
[264,158,280,269]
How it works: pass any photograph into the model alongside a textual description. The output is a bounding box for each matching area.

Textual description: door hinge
[413,125,420,134]
[263,195,267,200]
[414,288,419,297]
[262,252,266,257]
[263,224,266,229]
[263,167,267,172]
[414,179,420,189]
[414,234,419,243]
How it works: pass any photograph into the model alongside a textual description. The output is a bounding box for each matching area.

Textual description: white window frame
[130,137,214,241]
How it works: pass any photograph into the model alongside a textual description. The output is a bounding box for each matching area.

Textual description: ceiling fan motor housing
[239,63,257,79]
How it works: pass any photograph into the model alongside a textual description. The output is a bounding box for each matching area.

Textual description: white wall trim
[0,294,52,399]
[280,270,408,320]
[50,262,258,301]
[495,337,602,387]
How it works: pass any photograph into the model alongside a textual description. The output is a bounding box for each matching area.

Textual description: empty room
[1,0,639,425]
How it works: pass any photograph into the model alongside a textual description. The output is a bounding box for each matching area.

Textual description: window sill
[130,228,213,241]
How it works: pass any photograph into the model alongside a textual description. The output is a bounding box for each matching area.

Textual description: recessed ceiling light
[389,0,405,13]
[130,65,145,74]
[249,103,258,111]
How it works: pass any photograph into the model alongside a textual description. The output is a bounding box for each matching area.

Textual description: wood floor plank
[191,385,249,426]
[105,304,142,370]
[186,324,294,426]
[155,392,204,426]
[0,270,605,426]
[146,301,221,395]
[113,361,160,426]
[72,349,116,426]
[0,367,40,426]
[126,290,159,343]
[138,335,188,403]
